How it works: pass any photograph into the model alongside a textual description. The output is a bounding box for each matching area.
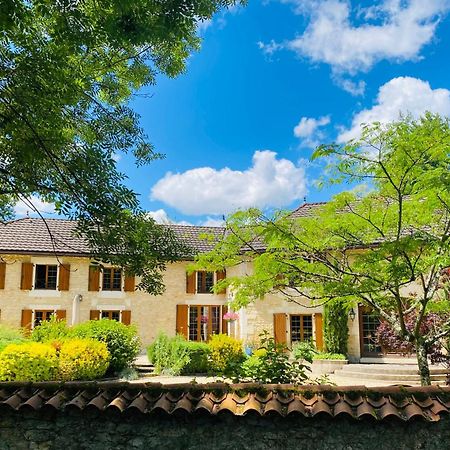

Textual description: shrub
[74,319,140,373]
[182,341,210,374]
[292,340,317,363]
[208,334,244,375]
[147,333,210,375]
[324,299,349,354]
[313,352,346,360]
[238,331,310,384]
[0,324,26,352]
[31,316,73,342]
[0,342,58,381]
[58,339,110,381]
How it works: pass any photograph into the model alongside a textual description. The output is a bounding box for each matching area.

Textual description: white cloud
[265,0,449,74]
[14,196,55,218]
[338,76,450,142]
[333,77,366,96]
[201,217,225,227]
[151,151,307,216]
[293,115,330,147]
[147,209,192,226]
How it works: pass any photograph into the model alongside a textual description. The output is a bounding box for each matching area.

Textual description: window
[188,305,222,341]
[34,265,57,290]
[102,268,122,291]
[197,271,214,294]
[100,310,121,321]
[290,314,313,343]
[33,310,55,328]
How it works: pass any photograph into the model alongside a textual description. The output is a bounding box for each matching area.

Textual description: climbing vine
[323,299,349,354]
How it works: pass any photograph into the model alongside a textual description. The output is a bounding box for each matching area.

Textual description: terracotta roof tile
[0,382,449,422]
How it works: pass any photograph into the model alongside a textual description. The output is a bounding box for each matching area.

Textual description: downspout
[71,294,83,326]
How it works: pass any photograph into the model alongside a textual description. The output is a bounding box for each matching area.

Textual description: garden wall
[1,382,449,450]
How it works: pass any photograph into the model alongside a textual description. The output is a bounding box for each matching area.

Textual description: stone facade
[0,252,365,357]
[0,409,448,450]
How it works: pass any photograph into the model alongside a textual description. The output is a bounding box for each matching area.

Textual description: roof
[0,218,227,257]
[0,382,449,422]
[0,218,90,256]
[290,202,328,219]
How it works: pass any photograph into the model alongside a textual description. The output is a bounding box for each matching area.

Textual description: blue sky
[16,0,450,225]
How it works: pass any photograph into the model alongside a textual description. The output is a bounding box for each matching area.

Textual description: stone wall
[0,409,449,450]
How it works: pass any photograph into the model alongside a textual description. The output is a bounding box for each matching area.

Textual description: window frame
[32,309,56,329]
[102,268,123,291]
[99,310,122,322]
[290,314,313,344]
[188,305,223,341]
[196,271,215,294]
[34,264,58,290]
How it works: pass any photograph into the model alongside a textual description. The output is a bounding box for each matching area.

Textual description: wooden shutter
[90,310,100,320]
[0,262,5,289]
[222,305,228,335]
[58,264,70,291]
[124,275,135,292]
[186,271,196,294]
[176,305,188,338]
[121,310,131,325]
[20,262,33,290]
[315,313,324,351]
[216,270,226,294]
[88,266,100,291]
[21,309,33,332]
[274,313,287,345]
[55,310,66,321]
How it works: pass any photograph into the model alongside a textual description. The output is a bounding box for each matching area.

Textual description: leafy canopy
[195,113,450,384]
[1,0,243,292]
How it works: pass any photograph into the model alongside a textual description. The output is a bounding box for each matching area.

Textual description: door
[359,306,382,357]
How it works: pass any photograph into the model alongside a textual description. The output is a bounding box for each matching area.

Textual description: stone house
[0,204,378,361]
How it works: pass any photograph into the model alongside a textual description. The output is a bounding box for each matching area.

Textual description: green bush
[182,341,210,374]
[313,352,346,360]
[58,339,110,380]
[238,331,310,384]
[74,319,140,373]
[292,340,317,363]
[0,342,58,381]
[324,299,349,354]
[0,324,26,352]
[31,316,73,342]
[147,333,210,375]
[208,334,244,375]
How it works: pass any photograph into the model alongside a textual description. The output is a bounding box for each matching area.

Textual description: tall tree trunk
[416,342,431,386]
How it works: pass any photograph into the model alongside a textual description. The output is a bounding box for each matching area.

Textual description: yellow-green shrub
[208,334,244,375]
[0,342,58,381]
[58,339,110,381]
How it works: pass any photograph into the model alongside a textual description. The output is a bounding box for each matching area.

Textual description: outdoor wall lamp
[349,308,356,321]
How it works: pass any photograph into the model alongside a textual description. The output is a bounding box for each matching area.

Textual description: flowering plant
[223,311,239,322]
[200,315,208,324]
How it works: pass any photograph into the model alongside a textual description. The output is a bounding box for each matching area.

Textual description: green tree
[1,0,243,292]
[195,114,450,385]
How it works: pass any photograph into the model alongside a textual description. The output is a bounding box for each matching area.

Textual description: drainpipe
[71,294,83,326]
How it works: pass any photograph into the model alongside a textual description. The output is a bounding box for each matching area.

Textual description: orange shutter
[222,305,228,335]
[20,262,33,290]
[0,262,5,289]
[315,313,324,351]
[90,310,100,320]
[186,272,196,294]
[121,310,131,325]
[274,313,287,345]
[88,266,100,291]
[21,309,33,332]
[124,275,135,292]
[58,264,70,291]
[216,270,226,294]
[176,305,189,338]
[55,310,66,321]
